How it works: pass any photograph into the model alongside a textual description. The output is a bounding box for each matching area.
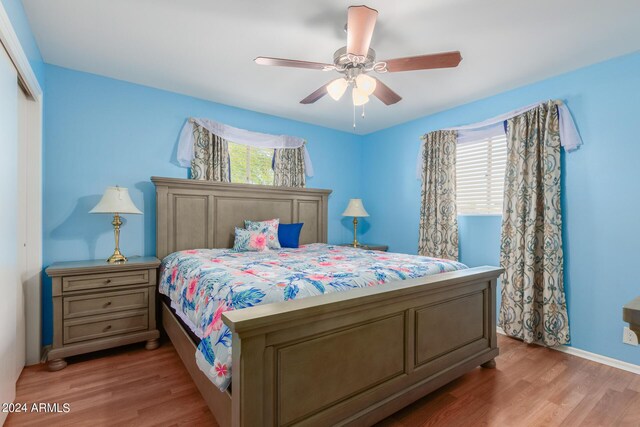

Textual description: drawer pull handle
[105,279,111,284]
[103,325,112,332]
[104,301,112,307]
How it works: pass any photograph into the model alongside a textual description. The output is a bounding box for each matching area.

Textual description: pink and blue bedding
[158,243,467,391]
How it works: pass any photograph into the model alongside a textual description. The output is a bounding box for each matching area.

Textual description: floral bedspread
[158,243,467,391]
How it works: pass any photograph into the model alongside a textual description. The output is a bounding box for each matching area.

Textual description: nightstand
[339,243,389,252]
[45,256,161,371]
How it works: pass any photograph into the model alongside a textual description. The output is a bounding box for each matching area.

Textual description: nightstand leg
[481,358,496,369]
[47,358,67,371]
[145,338,160,350]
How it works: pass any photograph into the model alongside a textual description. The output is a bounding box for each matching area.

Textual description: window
[228,142,274,185]
[456,134,507,215]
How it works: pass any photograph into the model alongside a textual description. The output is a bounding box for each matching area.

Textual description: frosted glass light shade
[327,78,348,101]
[90,186,142,214]
[342,198,369,217]
[355,74,377,96]
[352,87,369,106]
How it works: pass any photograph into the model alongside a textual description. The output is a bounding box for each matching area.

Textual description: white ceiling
[23,0,640,134]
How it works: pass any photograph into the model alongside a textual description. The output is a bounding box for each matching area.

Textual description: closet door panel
[16,87,28,376]
[0,43,19,420]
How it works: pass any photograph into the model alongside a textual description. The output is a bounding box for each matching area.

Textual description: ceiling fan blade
[382,51,462,72]
[300,83,331,104]
[372,78,402,105]
[346,5,378,57]
[255,57,333,71]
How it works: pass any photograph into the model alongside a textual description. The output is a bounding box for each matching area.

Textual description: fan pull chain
[362,104,365,119]
[353,103,356,130]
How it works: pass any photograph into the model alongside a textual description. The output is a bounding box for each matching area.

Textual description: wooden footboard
[223,266,502,427]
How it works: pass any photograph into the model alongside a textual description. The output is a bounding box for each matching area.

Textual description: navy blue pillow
[278,223,304,248]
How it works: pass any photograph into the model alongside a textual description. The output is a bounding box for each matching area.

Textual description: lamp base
[107,213,127,264]
[107,250,127,264]
[352,217,359,247]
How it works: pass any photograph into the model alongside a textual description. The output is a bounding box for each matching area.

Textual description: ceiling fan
[255,5,462,112]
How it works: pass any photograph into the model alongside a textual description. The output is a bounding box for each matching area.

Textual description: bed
[152,176,503,427]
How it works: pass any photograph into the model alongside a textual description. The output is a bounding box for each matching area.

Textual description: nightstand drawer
[63,310,149,344]
[63,288,149,319]
[62,270,149,292]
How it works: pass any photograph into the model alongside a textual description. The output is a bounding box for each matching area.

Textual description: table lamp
[90,186,142,263]
[342,198,369,247]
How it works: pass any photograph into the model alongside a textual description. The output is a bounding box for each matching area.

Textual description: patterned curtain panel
[418,130,458,260]
[499,100,570,347]
[273,146,306,188]
[191,124,230,182]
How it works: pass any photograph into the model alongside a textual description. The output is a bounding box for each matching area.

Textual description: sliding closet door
[18,83,42,367]
[0,43,19,420]
[16,86,28,377]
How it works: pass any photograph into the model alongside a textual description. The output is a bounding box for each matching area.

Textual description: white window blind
[456,134,507,215]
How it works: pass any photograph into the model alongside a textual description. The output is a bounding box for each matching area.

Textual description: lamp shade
[352,87,369,106]
[355,74,377,96]
[89,186,142,214]
[342,198,369,217]
[327,78,349,101]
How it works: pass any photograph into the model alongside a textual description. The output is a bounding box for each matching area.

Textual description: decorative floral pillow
[244,218,281,249]
[232,227,269,252]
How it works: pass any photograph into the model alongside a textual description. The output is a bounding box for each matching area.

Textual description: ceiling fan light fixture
[327,78,349,100]
[355,74,376,96]
[352,87,369,106]
[257,5,459,117]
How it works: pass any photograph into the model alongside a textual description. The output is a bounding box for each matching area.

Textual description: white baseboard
[496,327,640,375]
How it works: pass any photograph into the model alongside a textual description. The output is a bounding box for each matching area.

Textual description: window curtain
[273,146,306,187]
[178,118,314,176]
[418,130,459,260]
[499,100,570,347]
[190,123,230,182]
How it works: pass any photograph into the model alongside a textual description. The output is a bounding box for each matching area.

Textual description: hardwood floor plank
[628,374,640,393]
[422,394,490,427]
[519,389,585,427]
[582,388,637,427]
[385,390,457,426]
[560,361,640,427]
[5,336,639,427]
[616,390,640,426]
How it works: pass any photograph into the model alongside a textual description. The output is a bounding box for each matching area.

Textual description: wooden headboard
[152,177,332,259]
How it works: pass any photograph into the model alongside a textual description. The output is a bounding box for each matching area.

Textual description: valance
[177,118,314,176]
[415,100,582,178]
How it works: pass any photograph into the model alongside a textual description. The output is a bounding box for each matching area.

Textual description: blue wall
[42,64,364,344]
[360,51,640,366]
[1,0,44,84]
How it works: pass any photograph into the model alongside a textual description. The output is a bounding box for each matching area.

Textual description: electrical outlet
[623,327,639,346]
